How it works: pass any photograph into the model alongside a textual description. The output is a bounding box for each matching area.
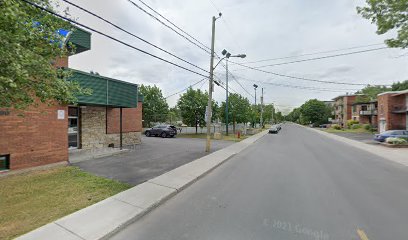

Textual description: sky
[61,0,408,114]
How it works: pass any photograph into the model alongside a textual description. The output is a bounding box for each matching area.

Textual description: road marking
[357,228,370,240]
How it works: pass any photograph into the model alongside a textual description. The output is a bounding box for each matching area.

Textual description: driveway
[324,131,377,144]
[72,136,232,185]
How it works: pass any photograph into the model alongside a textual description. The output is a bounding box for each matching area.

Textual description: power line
[238,78,359,93]
[230,62,374,86]
[136,0,211,52]
[232,47,388,69]
[165,78,207,99]
[241,43,386,64]
[21,0,208,78]
[61,0,209,74]
[125,0,211,55]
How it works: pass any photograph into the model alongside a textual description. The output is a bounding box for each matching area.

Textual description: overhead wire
[241,43,386,64]
[21,0,209,78]
[229,62,377,86]
[231,47,388,69]
[125,0,211,55]
[61,0,209,74]
[164,78,207,99]
[135,0,212,52]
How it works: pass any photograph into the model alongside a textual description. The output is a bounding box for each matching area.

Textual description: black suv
[145,125,177,138]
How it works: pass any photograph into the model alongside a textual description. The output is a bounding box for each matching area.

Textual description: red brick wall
[54,56,68,68]
[0,104,68,170]
[106,102,142,134]
[378,93,407,130]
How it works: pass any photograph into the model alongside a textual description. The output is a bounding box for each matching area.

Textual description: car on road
[145,125,177,138]
[269,126,279,134]
[374,130,408,142]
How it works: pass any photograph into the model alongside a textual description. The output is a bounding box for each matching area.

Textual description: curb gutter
[17,130,268,240]
[303,125,408,167]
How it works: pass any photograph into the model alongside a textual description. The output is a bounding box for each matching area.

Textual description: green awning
[69,69,139,108]
[67,28,91,54]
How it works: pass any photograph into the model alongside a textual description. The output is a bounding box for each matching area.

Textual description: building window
[0,154,10,171]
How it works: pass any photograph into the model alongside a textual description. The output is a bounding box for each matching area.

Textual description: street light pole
[206,14,220,152]
[225,57,229,136]
[220,50,246,136]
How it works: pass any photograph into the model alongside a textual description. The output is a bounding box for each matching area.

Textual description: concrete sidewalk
[306,126,408,167]
[17,130,268,240]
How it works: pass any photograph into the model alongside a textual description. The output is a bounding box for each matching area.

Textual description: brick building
[377,90,408,133]
[332,94,361,127]
[351,101,378,127]
[0,28,143,171]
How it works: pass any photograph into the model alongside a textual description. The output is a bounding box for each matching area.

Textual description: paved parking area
[328,132,378,144]
[72,136,232,185]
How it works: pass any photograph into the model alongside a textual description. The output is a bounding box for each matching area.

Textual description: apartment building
[332,94,361,127]
[351,101,378,127]
[377,90,408,133]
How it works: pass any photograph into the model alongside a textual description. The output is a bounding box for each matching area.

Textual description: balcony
[391,106,408,114]
[359,110,378,116]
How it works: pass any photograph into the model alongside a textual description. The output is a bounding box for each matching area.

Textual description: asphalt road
[73,136,232,185]
[110,124,408,240]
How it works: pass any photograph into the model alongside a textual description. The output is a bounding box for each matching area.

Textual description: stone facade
[80,106,142,150]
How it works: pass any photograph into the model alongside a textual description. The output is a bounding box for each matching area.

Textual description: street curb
[301,125,408,167]
[17,130,268,240]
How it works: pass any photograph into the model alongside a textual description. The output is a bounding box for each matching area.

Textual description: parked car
[145,125,177,138]
[374,130,408,142]
[269,126,279,134]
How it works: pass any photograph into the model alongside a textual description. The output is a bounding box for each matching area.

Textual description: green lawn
[0,166,131,240]
[177,133,248,142]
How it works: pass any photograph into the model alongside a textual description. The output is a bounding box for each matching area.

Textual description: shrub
[351,124,361,129]
[386,137,408,145]
[331,124,341,130]
[363,124,372,131]
[346,120,359,129]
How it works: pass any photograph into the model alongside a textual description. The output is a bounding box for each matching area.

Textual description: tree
[392,80,408,91]
[0,0,85,109]
[139,85,169,127]
[355,85,390,102]
[262,104,275,125]
[220,94,251,133]
[285,108,301,123]
[299,99,332,125]
[357,0,408,49]
[177,88,208,134]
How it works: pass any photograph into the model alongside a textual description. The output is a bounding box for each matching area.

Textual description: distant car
[269,126,279,134]
[374,130,408,142]
[145,125,177,138]
[319,124,328,128]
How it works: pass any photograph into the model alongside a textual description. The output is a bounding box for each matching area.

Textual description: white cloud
[64,0,408,110]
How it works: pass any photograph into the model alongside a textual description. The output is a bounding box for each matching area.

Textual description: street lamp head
[226,52,231,58]
[253,84,258,89]
[221,49,228,56]
[237,54,246,58]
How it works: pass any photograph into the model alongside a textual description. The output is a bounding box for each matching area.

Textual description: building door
[68,107,79,149]
[379,119,387,133]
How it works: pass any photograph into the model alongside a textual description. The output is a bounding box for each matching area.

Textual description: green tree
[139,85,169,127]
[177,88,208,134]
[0,0,86,109]
[355,85,390,102]
[392,80,408,91]
[262,104,275,125]
[357,0,408,48]
[299,99,332,125]
[220,94,251,133]
[274,111,284,123]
